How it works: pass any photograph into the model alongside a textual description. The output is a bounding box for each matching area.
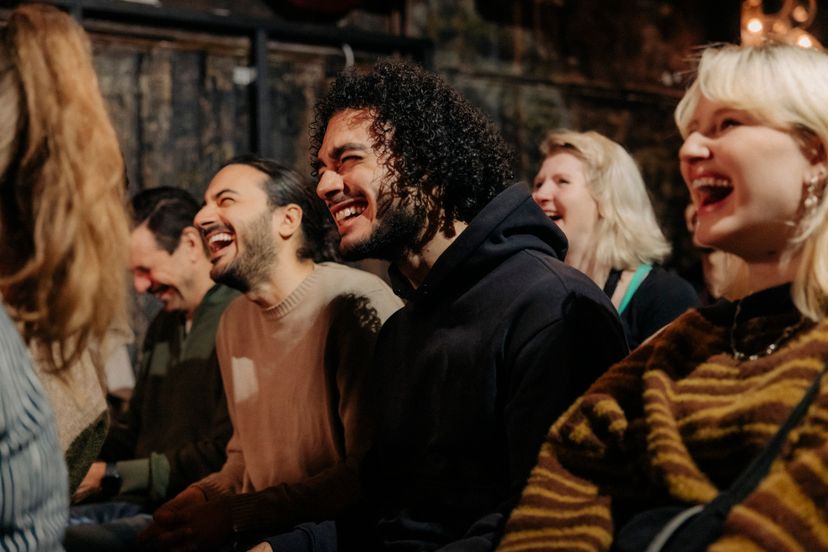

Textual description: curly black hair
[310,59,516,244]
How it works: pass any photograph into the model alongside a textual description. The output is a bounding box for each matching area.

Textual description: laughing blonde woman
[502,43,828,552]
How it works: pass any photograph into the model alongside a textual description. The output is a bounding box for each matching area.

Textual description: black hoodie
[351,184,628,550]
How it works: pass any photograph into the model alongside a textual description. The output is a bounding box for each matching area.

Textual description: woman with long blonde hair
[0,4,130,547]
[502,43,828,552]
[532,130,698,349]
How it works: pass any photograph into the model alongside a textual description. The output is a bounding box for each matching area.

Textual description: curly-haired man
[312,60,628,550]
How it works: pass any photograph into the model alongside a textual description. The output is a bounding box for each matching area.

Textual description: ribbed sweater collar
[261,264,320,320]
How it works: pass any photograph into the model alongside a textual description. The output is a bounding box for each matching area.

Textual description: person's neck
[397,220,468,289]
[246,256,316,309]
[743,252,801,297]
[566,245,610,288]
[185,266,217,321]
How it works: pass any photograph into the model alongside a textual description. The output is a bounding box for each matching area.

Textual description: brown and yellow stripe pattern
[499,308,828,552]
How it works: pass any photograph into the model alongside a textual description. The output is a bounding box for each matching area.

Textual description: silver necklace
[729,301,807,361]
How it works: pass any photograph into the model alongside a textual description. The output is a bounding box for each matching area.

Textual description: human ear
[276,204,303,240]
[179,226,203,260]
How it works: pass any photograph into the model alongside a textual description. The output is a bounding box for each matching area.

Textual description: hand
[154,498,234,552]
[139,486,209,549]
[246,543,273,552]
[71,461,105,503]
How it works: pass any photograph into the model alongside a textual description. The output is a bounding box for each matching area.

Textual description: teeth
[334,205,366,222]
[692,176,731,189]
[208,233,233,245]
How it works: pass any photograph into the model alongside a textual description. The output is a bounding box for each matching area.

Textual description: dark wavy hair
[310,59,516,244]
[221,154,338,263]
[131,186,201,254]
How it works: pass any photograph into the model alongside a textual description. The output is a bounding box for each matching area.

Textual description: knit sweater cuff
[117,458,149,495]
[194,477,234,502]
[148,452,171,501]
[229,492,278,534]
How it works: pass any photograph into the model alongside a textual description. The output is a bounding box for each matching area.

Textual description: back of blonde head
[540,129,671,272]
[675,44,828,320]
[0,4,129,369]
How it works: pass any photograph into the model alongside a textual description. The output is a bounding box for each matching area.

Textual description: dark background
[3,0,826,276]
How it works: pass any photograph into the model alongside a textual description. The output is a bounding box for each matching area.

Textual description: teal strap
[618,263,652,315]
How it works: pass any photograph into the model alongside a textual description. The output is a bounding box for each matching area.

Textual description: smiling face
[679,96,820,261]
[532,152,600,262]
[130,224,199,313]
[315,108,424,261]
[194,164,278,292]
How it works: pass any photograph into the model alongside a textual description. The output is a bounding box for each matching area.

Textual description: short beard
[341,199,426,263]
[212,210,278,293]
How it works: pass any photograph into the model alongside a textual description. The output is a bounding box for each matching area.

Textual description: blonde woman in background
[502,43,828,552]
[0,4,130,547]
[532,130,698,349]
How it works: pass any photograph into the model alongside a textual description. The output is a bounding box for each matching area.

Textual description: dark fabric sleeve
[459,294,629,548]
[98,327,154,462]
[163,349,233,497]
[503,293,628,507]
[226,292,383,536]
[499,323,693,551]
[623,269,700,351]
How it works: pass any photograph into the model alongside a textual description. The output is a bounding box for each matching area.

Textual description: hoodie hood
[389,183,568,301]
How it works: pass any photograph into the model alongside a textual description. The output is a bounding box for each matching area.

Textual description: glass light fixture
[741,0,822,49]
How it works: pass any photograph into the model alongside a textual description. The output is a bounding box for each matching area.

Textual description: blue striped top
[0,305,68,551]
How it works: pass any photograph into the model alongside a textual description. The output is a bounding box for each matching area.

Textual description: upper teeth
[208,233,233,244]
[692,176,731,188]
[335,205,365,221]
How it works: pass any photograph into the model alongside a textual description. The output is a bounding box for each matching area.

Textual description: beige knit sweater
[195,262,403,536]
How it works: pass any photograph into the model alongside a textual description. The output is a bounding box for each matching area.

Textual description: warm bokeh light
[746,18,764,33]
[793,5,809,23]
[742,0,822,50]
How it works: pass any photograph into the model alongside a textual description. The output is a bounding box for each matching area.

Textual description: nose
[531,179,557,205]
[194,203,214,231]
[316,170,344,201]
[133,272,151,294]
[679,131,712,165]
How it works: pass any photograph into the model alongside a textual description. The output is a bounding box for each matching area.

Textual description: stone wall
[81,0,730,274]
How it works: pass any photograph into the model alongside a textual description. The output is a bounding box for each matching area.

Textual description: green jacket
[100,284,239,506]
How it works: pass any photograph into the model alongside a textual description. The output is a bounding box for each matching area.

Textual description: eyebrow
[205,188,238,203]
[688,107,744,132]
[316,142,371,168]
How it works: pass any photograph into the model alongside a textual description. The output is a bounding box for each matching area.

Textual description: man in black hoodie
[312,60,628,551]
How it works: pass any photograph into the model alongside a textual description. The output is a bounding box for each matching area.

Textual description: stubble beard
[340,195,426,263]
[211,210,278,293]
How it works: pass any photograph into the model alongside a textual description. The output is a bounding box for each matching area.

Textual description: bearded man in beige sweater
[140,155,402,551]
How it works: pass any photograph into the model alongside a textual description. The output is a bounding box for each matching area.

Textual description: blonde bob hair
[0,4,129,369]
[675,44,828,321]
[539,129,671,272]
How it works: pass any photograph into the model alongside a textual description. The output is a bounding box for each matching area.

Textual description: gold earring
[804,173,823,216]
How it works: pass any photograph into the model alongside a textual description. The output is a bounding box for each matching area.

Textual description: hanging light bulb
[746,18,764,34]
[741,0,822,49]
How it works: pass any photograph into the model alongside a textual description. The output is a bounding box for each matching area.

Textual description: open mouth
[148,283,171,296]
[203,228,236,262]
[332,201,368,224]
[693,176,733,207]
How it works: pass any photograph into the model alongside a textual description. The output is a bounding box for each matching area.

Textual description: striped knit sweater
[500,284,828,552]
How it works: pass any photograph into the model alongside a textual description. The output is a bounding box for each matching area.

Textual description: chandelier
[741,0,822,49]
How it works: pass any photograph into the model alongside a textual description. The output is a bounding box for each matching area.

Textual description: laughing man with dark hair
[312,60,629,549]
[142,157,402,551]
